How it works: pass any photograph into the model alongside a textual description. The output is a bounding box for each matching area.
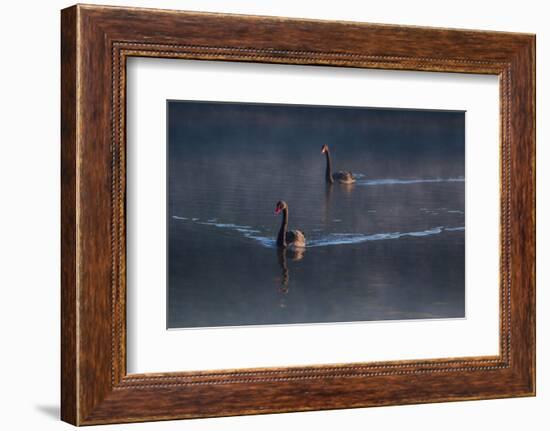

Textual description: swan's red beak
[274,207,281,215]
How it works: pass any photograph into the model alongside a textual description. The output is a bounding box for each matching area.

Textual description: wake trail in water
[355,177,465,186]
[172,216,464,249]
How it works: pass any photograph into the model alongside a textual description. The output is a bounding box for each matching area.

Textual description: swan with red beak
[274,200,306,248]
[321,144,356,184]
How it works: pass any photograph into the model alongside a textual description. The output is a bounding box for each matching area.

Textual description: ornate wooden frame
[61,4,535,425]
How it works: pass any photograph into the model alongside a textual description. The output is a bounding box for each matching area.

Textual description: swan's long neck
[324,150,334,184]
[277,208,288,247]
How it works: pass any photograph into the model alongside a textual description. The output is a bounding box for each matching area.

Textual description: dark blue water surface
[167,101,465,328]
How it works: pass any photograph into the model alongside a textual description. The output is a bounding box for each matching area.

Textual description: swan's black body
[321,144,356,184]
[275,201,306,248]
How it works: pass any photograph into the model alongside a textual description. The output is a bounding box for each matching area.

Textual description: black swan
[321,144,356,184]
[274,200,306,248]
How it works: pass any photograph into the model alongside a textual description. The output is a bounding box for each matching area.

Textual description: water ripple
[172,216,464,249]
[356,177,465,186]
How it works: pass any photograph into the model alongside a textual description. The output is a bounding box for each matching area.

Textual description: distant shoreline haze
[168,101,465,180]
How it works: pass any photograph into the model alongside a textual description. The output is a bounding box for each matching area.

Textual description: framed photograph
[61,4,535,425]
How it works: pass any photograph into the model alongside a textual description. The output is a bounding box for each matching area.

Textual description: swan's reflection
[276,247,305,302]
[322,183,333,224]
[277,248,289,294]
[339,182,356,196]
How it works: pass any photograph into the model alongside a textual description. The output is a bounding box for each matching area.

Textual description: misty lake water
[167,101,465,329]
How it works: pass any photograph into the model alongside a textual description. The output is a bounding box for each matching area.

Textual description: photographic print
[167,100,465,329]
